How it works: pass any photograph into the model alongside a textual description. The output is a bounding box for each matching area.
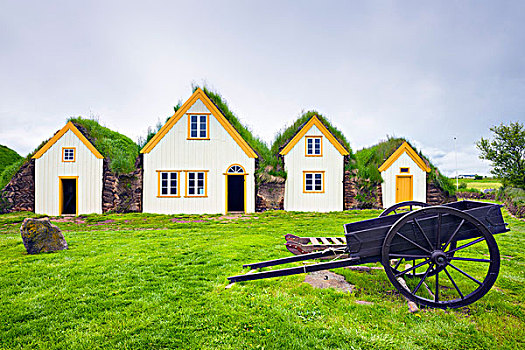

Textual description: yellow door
[396,176,413,203]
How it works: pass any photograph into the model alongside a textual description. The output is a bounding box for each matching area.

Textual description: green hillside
[0,145,22,175]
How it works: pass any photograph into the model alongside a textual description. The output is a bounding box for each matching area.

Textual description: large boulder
[20,218,68,254]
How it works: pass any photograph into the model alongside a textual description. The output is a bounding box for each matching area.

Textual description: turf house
[355,137,456,208]
[273,113,351,212]
[1,118,141,215]
[377,141,430,208]
[140,87,268,214]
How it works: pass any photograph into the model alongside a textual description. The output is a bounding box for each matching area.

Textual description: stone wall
[102,157,142,213]
[343,171,358,209]
[344,171,382,209]
[1,160,34,213]
[256,182,284,211]
[426,181,457,205]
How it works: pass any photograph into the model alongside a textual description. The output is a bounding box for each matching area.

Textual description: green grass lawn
[0,209,524,349]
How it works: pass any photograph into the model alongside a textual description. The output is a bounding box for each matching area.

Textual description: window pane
[162,173,168,180]
[161,187,168,195]
[170,173,177,195]
[162,180,168,187]
[191,116,198,137]
[199,116,207,138]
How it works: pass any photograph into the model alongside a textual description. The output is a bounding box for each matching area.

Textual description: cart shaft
[229,256,360,283]
[243,248,345,269]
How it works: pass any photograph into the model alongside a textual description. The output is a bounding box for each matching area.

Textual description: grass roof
[355,136,455,195]
[197,86,282,183]
[68,117,139,174]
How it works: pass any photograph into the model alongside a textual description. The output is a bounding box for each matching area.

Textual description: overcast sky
[1,1,524,176]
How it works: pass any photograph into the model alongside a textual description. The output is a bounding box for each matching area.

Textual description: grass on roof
[69,117,139,174]
[355,136,455,195]
[196,86,283,182]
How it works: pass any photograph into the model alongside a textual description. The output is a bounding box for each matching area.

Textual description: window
[303,171,324,193]
[62,148,75,162]
[188,115,209,139]
[227,165,245,174]
[400,167,410,173]
[185,171,208,197]
[157,171,180,197]
[306,137,322,156]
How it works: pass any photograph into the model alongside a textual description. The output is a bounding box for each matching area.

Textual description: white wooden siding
[380,152,427,208]
[283,125,344,212]
[143,98,256,214]
[35,129,103,215]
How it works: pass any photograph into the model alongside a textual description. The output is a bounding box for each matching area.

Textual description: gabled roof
[279,115,349,156]
[32,121,103,159]
[378,141,430,172]
[140,88,258,158]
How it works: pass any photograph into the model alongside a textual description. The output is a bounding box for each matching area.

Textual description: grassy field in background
[454,178,503,191]
[0,209,524,349]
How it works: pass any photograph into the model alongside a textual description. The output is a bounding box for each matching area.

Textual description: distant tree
[477,122,525,188]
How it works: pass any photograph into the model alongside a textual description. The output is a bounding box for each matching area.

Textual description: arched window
[227,165,245,174]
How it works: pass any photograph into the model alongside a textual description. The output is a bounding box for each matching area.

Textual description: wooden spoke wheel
[380,201,446,278]
[381,206,500,309]
[379,201,430,217]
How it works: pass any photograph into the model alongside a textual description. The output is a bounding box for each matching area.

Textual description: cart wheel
[379,201,430,217]
[381,206,500,309]
[380,201,444,278]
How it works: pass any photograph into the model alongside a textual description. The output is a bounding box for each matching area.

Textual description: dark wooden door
[61,179,76,215]
[227,175,244,212]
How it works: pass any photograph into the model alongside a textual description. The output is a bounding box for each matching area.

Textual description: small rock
[20,218,68,254]
[408,301,419,313]
[355,300,374,305]
[304,270,354,293]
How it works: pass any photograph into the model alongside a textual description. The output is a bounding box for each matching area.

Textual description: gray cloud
[1,1,523,177]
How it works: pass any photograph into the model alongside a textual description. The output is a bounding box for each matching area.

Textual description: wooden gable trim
[279,115,349,156]
[140,88,258,158]
[32,121,103,159]
[378,141,430,173]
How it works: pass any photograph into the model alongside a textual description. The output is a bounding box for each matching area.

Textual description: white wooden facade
[280,116,349,212]
[141,88,257,214]
[379,142,430,208]
[33,122,104,216]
